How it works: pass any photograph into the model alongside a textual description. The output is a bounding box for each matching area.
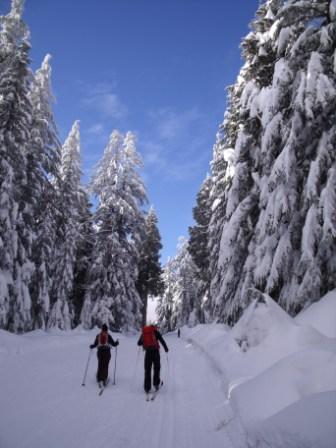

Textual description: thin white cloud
[140,106,211,182]
[81,82,127,119]
[86,123,105,135]
[150,107,203,141]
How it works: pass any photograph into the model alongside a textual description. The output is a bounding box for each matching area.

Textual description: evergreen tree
[188,175,212,321]
[81,130,147,331]
[211,0,336,323]
[171,238,200,328]
[250,0,336,313]
[48,121,82,329]
[211,0,285,323]
[206,0,280,318]
[188,176,211,289]
[158,238,199,331]
[156,257,177,333]
[71,187,94,327]
[207,130,235,320]
[136,206,163,326]
[0,0,35,331]
[28,54,61,329]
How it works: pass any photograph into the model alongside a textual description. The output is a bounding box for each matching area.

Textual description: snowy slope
[184,291,336,447]
[0,329,234,448]
[0,291,335,448]
[295,290,336,338]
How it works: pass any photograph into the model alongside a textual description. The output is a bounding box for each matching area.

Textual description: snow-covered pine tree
[136,206,163,326]
[156,257,177,333]
[48,121,82,330]
[81,130,147,331]
[158,238,199,331]
[207,2,280,321]
[171,238,200,328]
[250,0,336,313]
[207,129,235,321]
[0,0,35,331]
[28,54,61,329]
[212,0,335,322]
[188,175,211,319]
[71,186,94,327]
[211,0,284,324]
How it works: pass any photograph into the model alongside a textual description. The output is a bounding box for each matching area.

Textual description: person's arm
[155,331,168,352]
[108,334,119,347]
[90,335,98,349]
[137,335,143,346]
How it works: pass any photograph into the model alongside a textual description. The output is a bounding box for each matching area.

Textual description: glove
[90,344,94,349]
[165,348,169,353]
[115,340,119,346]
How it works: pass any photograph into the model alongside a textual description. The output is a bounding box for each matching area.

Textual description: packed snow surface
[0,290,335,448]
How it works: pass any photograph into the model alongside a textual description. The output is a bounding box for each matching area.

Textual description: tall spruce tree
[81,130,147,331]
[210,0,285,323]
[249,0,336,313]
[156,257,177,333]
[48,121,82,329]
[158,238,199,331]
[136,206,163,326]
[206,0,280,318]
[71,186,94,327]
[0,0,35,331]
[171,238,200,328]
[207,130,235,320]
[211,0,336,323]
[28,54,61,329]
[188,175,212,320]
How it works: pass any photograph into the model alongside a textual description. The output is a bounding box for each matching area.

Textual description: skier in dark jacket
[90,324,119,387]
[137,324,168,394]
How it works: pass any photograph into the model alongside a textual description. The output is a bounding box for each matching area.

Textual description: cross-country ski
[98,378,110,396]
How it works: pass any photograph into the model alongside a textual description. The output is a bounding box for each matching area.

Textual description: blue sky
[5,0,258,262]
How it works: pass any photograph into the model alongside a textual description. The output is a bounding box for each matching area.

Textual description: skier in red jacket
[137,324,168,394]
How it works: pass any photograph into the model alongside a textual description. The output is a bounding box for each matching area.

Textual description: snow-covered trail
[0,330,236,448]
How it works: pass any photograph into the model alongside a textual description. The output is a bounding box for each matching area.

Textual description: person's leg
[153,350,161,389]
[144,350,153,393]
[102,350,111,384]
[97,351,103,382]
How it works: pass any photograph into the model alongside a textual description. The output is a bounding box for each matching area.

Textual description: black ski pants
[97,347,111,382]
[144,349,161,393]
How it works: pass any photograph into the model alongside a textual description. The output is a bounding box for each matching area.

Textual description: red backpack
[98,331,108,346]
[142,326,159,349]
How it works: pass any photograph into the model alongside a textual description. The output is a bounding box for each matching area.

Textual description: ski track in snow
[0,332,240,448]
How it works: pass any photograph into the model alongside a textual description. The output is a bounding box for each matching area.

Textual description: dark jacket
[137,329,168,352]
[90,333,119,350]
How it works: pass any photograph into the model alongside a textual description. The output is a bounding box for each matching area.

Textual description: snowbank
[183,291,336,447]
[231,342,336,424]
[253,391,336,448]
[295,289,336,338]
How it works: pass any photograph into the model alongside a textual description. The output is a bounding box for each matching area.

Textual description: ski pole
[82,349,92,386]
[113,345,118,385]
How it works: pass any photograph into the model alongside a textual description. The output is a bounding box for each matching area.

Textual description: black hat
[102,324,108,332]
